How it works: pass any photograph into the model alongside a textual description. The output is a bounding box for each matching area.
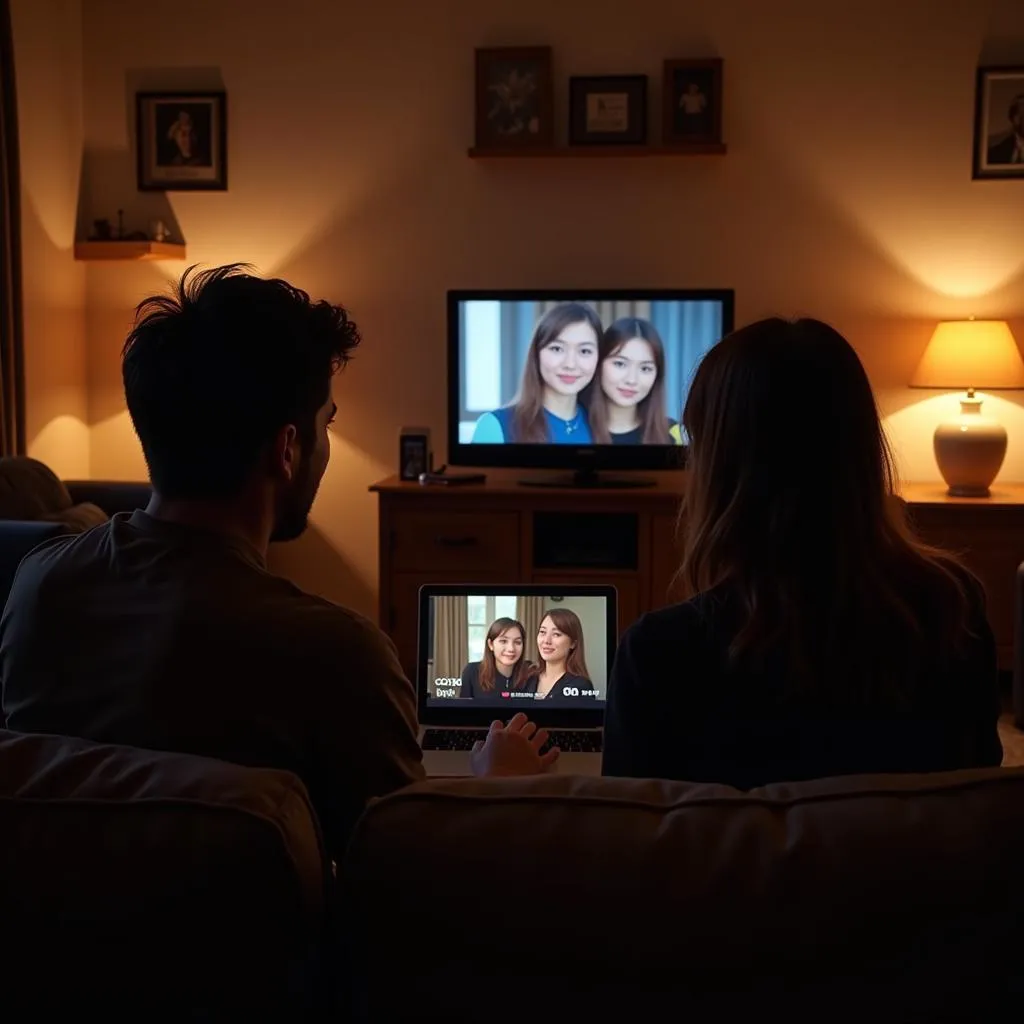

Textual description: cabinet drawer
[388,511,520,573]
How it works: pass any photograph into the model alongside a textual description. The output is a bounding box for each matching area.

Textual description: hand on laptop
[469,712,560,777]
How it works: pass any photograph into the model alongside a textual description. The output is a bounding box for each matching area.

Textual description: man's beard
[270,456,321,543]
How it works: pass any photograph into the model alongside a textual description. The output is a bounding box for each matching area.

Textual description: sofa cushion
[344,769,1024,1022]
[0,728,329,1013]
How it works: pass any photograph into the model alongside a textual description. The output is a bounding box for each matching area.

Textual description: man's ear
[269,424,300,482]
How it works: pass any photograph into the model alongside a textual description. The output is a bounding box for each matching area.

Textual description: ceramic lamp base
[933,396,1006,498]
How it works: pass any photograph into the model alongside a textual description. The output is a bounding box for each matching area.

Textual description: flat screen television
[446,288,735,486]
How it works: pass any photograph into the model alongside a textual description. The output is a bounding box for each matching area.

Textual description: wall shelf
[73,241,187,262]
[467,143,727,159]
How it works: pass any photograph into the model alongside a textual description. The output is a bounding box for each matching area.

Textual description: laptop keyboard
[422,728,602,754]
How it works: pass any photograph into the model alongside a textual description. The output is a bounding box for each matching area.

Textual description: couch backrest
[0,728,329,1015]
[343,770,1024,1022]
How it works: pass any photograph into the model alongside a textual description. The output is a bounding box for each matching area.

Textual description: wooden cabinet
[902,483,1024,673]
[372,476,1024,678]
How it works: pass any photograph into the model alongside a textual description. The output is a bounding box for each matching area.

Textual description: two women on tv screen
[457,609,597,706]
[470,302,683,446]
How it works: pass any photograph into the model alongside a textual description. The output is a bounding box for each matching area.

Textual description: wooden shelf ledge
[467,143,727,159]
[74,241,187,262]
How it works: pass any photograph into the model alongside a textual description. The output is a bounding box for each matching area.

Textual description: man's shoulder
[273,588,397,662]
[15,519,114,577]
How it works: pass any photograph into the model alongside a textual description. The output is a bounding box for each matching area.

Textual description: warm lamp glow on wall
[910,320,1024,497]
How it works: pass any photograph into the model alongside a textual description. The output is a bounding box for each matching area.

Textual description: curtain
[432,596,468,695]
[0,0,25,457]
[517,595,546,667]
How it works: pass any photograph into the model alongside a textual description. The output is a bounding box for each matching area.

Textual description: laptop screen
[418,585,616,711]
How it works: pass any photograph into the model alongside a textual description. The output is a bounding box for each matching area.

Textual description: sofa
[344,769,1024,1022]
[0,458,150,606]
[0,728,330,1017]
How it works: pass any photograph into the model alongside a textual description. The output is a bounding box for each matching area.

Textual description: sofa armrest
[64,480,151,517]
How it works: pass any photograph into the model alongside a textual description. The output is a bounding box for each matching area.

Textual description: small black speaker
[399,427,431,481]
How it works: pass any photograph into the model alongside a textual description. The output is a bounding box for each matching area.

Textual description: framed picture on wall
[662,58,724,147]
[569,75,647,146]
[972,66,1024,180]
[474,46,554,151]
[136,91,228,191]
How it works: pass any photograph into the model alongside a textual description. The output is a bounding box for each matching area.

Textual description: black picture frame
[136,91,228,191]
[662,59,723,148]
[972,66,1024,180]
[474,47,554,152]
[568,75,647,146]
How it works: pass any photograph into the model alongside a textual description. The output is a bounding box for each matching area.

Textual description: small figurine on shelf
[149,220,170,243]
[89,218,112,240]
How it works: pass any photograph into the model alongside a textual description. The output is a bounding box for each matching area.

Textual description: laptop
[416,583,617,777]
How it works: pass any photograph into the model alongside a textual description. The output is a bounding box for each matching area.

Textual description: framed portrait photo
[569,75,647,146]
[136,91,228,191]
[474,46,554,151]
[662,59,723,147]
[973,66,1024,180]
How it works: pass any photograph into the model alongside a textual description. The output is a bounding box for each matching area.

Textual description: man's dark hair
[123,264,360,500]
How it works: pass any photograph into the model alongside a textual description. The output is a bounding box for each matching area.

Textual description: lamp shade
[910,320,1024,390]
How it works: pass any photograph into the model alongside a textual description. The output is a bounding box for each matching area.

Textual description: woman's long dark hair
[510,303,603,443]
[679,317,976,706]
[478,617,531,692]
[586,317,671,444]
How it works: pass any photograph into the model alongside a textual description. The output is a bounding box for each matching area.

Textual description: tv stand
[517,469,656,489]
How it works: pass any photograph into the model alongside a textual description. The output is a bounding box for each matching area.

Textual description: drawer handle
[435,535,478,548]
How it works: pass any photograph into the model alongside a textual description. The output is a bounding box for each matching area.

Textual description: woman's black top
[527,671,598,706]
[602,572,1002,787]
[457,661,534,708]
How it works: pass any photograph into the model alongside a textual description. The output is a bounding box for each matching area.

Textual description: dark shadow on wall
[75,67,225,248]
[75,147,184,246]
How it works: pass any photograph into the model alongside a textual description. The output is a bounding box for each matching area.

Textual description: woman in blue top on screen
[585,317,674,445]
[524,609,598,705]
[458,617,536,707]
[471,302,601,444]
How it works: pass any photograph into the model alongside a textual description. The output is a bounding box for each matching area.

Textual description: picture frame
[662,59,723,147]
[136,91,228,191]
[972,66,1024,180]
[569,75,647,146]
[474,46,554,151]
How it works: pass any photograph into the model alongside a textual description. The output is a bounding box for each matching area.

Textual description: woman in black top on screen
[459,617,535,707]
[525,609,598,705]
[602,317,1003,787]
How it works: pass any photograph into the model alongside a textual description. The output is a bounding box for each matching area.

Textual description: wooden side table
[901,482,1024,673]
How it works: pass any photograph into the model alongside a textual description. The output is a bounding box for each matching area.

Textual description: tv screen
[447,289,734,475]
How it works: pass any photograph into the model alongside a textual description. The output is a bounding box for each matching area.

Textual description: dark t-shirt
[0,511,424,858]
[602,573,1003,787]
[530,671,597,706]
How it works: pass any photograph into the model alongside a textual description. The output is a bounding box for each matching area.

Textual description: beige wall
[12,0,89,477]
[28,0,1022,619]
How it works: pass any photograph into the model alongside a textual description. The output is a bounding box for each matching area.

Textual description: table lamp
[910,319,1024,497]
